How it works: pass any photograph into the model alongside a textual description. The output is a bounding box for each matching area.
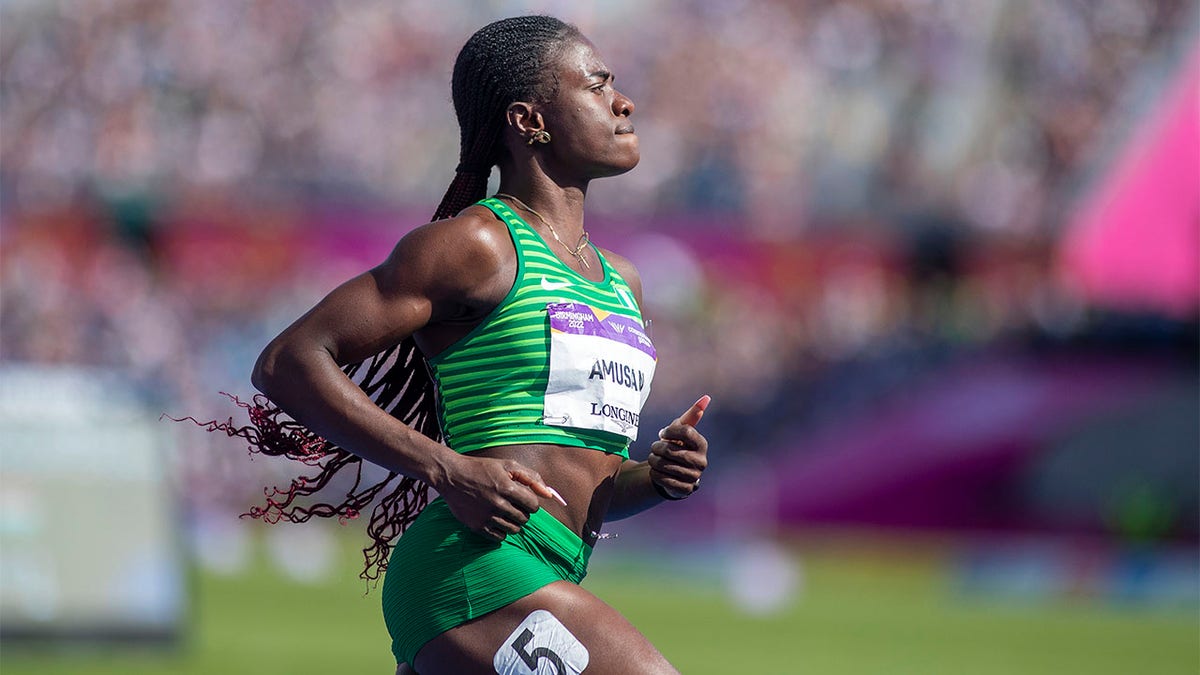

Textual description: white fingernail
[658,428,668,438]
[547,486,568,506]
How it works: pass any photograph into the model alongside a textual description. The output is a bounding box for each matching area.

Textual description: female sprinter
[248,16,709,674]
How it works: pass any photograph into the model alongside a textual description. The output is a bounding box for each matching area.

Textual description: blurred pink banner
[1060,45,1200,318]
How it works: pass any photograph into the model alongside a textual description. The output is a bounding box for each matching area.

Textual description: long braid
[177,16,582,584]
[436,15,579,219]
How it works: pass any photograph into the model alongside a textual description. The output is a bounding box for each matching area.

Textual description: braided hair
[436,15,581,218]
[183,16,583,583]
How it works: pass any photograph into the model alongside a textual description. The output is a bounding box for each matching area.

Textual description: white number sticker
[493,610,589,675]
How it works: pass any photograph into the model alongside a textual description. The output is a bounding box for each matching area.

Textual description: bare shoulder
[386,205,510,274]
[598,246,643,304]
[597,247,641,289]
[378,204,514,307]
[369,201,516,324]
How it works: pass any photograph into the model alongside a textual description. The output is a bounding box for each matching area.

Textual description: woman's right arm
[251,213,557,539]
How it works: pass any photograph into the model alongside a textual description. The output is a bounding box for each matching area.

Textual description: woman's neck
[495,173,589,237]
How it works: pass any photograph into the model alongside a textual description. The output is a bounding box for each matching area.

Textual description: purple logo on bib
[547,302,656,359]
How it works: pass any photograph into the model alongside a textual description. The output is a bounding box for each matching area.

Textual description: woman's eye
[592,84,606,93]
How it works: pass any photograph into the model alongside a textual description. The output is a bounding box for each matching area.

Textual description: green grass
[599,554,1198,675]
[2,536,1195,674]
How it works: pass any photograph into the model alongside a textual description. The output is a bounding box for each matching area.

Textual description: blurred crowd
[1,0,1195,508]
[1,0,1190,227]
[0,201,1093,508]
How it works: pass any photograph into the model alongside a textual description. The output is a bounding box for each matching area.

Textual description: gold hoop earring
[527,130,551,145]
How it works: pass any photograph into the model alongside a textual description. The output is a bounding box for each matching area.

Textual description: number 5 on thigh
[494,609,589,675]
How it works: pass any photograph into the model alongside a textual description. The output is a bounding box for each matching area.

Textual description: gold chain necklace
[494,193,591,269]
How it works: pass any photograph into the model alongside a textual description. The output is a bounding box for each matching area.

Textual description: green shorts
[381,497,593,665]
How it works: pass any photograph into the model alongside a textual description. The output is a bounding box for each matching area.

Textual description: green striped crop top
[427,198,657,459]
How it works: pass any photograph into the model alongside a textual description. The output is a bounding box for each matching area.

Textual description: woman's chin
[601,146,641,177]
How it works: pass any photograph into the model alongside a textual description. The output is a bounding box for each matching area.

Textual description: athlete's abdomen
[467,443,624,544]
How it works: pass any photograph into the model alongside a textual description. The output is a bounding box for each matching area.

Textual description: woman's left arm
[598,248,710,520]
[607,396,709,520]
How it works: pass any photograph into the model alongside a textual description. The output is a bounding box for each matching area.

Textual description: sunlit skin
[253,34,707,675]
[517,38,641,184]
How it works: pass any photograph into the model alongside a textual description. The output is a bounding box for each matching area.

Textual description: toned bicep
[274,266,435,367]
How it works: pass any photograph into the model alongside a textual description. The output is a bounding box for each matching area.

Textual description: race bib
[493,610,589,675]
[543,302,656,440]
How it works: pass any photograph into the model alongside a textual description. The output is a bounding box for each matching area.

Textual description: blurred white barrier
[0,365,185,643]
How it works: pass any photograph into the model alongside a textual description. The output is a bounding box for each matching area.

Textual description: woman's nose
[613,90,634,117]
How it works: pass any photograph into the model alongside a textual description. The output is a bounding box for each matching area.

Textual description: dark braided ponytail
[435,15,581,219]
[178,16,583,584]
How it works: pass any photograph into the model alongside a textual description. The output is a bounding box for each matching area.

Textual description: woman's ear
[506,101,545,138]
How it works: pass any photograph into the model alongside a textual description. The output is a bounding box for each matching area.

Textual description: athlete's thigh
[412,580,679,675]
